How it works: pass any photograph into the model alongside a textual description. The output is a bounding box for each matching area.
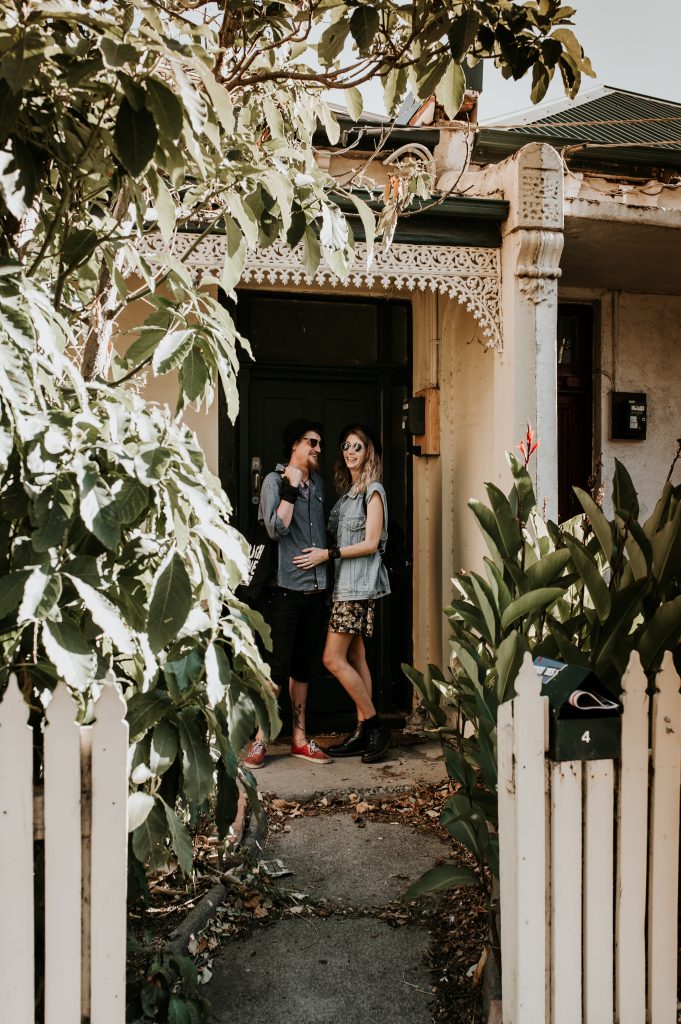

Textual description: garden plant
[404,429,681,965]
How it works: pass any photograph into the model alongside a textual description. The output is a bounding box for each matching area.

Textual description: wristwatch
[328,545,341,560]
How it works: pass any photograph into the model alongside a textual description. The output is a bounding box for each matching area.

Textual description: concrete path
[251,737,447,801]
[206,740,450,1024]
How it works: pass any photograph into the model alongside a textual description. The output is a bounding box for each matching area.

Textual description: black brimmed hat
[281,418,325,459]
[338,423,382,459]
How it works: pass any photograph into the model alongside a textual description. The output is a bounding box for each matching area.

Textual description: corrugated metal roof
[507,87,681,152]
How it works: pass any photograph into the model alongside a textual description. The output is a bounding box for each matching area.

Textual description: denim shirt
[328,482,390,601]
[258,463,328,592]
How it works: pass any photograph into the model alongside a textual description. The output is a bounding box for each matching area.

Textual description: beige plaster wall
[598,291,681,518]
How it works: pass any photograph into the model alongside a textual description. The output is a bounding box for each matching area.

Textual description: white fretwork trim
[143,234,503,348]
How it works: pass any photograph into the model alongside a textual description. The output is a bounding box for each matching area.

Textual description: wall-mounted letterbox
[611,391,647,440]
[533,656,622,761]
[403,387,440,456]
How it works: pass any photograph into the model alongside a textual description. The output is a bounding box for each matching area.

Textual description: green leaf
[495,630,526,702]
[435,61,466,119]
[18,566,62,621]
[500,588,564,630]
[31,475,77,551]
[114,98,158,177]
[348,192,376,269]
[649,502,681,588]
[318,20,350,64]
[450,639,481,685]
[79,465,120,550]
[114,478,149,525]
[149,720,178,777]
[132,802,168,870]
[448,10,482,61]
[180,347,208,405]
[349,5,380,50]
[442,744,477,792]
[0,570,29,617]
[573,486,614,562]
[593,580,649,672]
[42,614,96,690]
[403,863,479,899]
[126,690,172,741]
[612,458,639,520]
[100,38,138,69]
[524,548,571,589]
[469,573,498,644]
[177,708,214,804]
[147,550,192,652]
[161,798,193,876]
[441,816,480,858]
[564,535,611,622]
[467,499,505,565]
[485,484,522,557]
[638,595,681,673]
[152,329,192,376]
[68,575,135,654]
[205,641,229,708]
[127,791,155,832]
[622,516,653,581]
[345,86,363,122]
[168,996,193,1024]
[220,215,246,295]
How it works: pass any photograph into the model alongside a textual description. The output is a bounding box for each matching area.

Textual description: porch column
[495,143,564,518]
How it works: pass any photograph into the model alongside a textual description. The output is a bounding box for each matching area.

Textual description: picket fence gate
[0,675,129,1024]
[498,650,681,1024]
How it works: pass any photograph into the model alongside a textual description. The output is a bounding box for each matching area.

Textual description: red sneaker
[290,739,333,764]
[243,740,267,769]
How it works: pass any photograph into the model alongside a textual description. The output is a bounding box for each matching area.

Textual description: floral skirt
[328,599,376,638]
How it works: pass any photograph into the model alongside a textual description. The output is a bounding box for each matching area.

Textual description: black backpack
[236,517,277,604]
[381,518,410,586]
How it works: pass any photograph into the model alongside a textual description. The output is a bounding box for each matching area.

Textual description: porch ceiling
[561,215,681,295]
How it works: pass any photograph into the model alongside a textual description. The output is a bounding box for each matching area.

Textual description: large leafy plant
[405,432,681,958]
[0,265,278,873]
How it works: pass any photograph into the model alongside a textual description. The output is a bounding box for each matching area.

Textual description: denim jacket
[259,464,328,592]
[328,482,390,601]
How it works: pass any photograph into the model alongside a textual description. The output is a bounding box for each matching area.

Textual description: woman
[293,424,391,764]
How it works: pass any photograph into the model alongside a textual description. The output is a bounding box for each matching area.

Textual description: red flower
[518,422,539,467]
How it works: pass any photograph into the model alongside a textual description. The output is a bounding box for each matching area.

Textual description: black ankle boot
[360,721,391,764]
[322,720,370,757]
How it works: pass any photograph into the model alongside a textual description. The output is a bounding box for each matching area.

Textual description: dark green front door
[220,291,412,730]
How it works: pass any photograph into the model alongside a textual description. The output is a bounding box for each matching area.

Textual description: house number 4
[581,730,591,743]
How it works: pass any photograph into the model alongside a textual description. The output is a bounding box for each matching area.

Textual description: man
[243,419,333,768]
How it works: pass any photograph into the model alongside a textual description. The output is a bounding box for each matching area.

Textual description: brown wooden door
[557,304,594,522]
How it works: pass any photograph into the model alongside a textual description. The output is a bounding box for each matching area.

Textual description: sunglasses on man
[301,436,324,451]
[341,441,365,453]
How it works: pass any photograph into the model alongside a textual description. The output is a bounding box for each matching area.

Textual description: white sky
[355,0,681,125]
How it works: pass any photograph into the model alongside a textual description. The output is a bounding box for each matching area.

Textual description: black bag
[381,518,410,586]
[236,517,277,604]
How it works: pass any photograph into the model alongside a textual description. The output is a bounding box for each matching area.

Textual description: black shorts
[263,587,326,686]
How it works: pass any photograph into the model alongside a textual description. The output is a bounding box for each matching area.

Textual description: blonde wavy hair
[334,426,382,495]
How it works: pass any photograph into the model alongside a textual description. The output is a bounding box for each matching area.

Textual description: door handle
[251,456,262,505]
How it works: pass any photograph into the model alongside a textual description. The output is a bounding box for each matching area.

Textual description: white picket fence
[498,650,681,1024]
[0,675,129,1024]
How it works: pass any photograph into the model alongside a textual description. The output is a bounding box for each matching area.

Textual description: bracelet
[281,484,299,504]
[328,545,341,560]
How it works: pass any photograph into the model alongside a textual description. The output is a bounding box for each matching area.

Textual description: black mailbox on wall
[611,391,647,440]
[534,657,622,761]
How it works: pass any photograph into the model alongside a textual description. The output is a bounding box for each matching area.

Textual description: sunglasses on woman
[341,441,365,453]
[301,436,324,451]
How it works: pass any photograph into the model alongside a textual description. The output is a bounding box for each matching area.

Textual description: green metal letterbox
[533,657,622,762]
